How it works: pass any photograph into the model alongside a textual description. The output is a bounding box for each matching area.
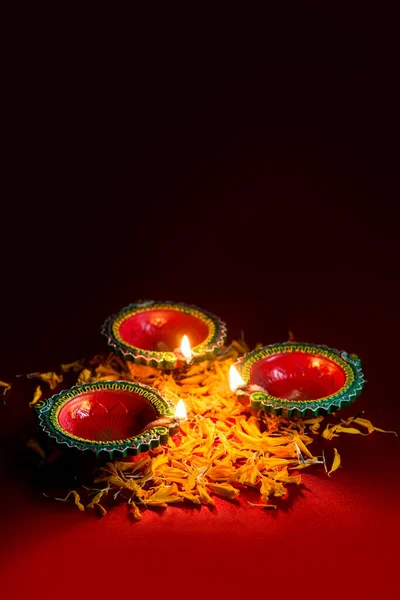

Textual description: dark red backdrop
[2,2,399,597]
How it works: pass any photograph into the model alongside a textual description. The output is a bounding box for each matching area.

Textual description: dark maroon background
[1,2,399,598]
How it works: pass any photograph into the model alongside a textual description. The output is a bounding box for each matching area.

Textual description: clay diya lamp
[34,380,181,458]
[102,301,227,369]
[230,342,365,417]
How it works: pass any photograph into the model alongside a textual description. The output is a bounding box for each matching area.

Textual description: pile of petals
[28,341,396,518]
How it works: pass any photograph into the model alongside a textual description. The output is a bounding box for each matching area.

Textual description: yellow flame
[174,399,187,420]
[229,365,246,393]
[180,335,192,362]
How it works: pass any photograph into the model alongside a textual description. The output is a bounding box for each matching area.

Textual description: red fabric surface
[1,376,399,599]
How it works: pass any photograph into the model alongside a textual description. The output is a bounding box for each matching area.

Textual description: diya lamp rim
[232,341,365,417]
[33,379,176,457]
[102,300,227,370]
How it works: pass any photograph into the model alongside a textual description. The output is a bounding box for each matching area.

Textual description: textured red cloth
[1,377,399,599]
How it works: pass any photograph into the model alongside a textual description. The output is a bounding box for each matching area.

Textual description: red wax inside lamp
[58,389,158,441]
[118,309,209,351]
[250,352,346,401]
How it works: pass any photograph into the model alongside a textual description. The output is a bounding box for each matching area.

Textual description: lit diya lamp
[34,380,186,458]
[230,342,365,417]
[102,301,227,369]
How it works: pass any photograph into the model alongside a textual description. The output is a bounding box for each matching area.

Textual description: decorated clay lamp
[34,380,182,458]
[102,301,227,369]
[230,342,365,417]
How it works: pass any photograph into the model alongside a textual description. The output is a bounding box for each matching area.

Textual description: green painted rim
[236,342,365,417]
[34,380,175,457]
[102,300,227,369]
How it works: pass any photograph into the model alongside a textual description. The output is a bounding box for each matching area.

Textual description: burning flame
[174,399,187,421]
[180,335,192,362]
[229,364,246,393]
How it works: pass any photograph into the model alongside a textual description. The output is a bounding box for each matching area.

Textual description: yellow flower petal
[302,416,324,433]
[260,477,273,501]
[302,416,324,426]
[87,488,109,515]
[149,454,169,474]
[207,483,240,500]
[321,424,340,440]
[248,502,277,509]
[29,385,43,407]
[328,448,341,476]
[273,470,301,485]
[197,484,214,505]
[0,380,11,393]
[207,464,234,481]
[127,362,161,380]
[353,417,397,436]
[260,476,286,500]
[77,368,92,384]
[179,375,205,385]
[336,426,366,436]
[292,433,314,459]
[29,371,63,390]
[144,484,183,506]
[179,491,201,504]
[61,360,84,373]
[130,501,143,520]
[181,362,209,377]
[260,457,297,468]
[63,490,85,511]
[104,475,146,498]
[240,417,262,438]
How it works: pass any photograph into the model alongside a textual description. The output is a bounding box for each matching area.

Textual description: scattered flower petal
[29,386,43,407]
[328,448,341,476]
